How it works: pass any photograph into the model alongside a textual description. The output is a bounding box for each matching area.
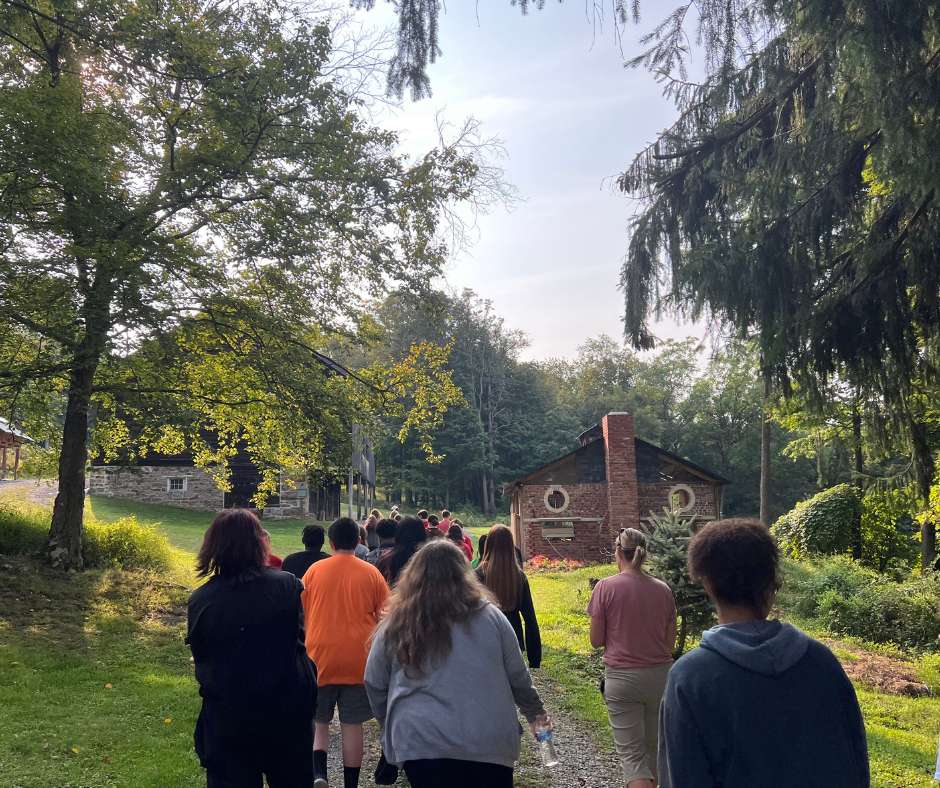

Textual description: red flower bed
[526,554,585,572]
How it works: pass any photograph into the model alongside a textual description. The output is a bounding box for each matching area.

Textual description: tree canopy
[0,0,492,567]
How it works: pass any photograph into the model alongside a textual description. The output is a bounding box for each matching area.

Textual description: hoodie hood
[700,620,809,676]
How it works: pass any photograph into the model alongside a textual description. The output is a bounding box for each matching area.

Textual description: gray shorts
[315,684,373,725]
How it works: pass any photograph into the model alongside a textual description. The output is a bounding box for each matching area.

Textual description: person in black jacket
[475,524,541,669]
[281,524,330,579]
[187,509,317,788]
[658,518,869,788]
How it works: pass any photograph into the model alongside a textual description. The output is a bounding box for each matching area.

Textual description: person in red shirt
[447,524,473,561]
[261,529,283,569]
[452,518,473,557]
[439,509,452,531]
[416,509,429,530]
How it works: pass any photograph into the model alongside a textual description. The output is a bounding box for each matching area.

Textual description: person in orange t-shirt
[302,516,388,788]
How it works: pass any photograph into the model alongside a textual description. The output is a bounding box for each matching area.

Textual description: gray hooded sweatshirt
[364,602,545,768]
[659,620,869,787]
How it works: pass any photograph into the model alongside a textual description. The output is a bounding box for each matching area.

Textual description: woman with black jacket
[186,509,317,787]
[475,524,542,669]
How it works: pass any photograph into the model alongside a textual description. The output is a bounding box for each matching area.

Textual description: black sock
[313,750,328,780]
[343,765,361,788]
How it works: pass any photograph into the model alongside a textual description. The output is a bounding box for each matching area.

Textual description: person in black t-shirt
[281,525,330,579]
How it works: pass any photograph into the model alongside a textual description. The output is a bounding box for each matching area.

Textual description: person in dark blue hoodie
[658,518,869,788]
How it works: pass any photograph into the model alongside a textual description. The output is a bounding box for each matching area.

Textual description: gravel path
[0,478,58,506]
[321,671,623,788]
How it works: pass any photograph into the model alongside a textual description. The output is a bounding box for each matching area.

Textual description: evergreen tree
[645,507,714,657]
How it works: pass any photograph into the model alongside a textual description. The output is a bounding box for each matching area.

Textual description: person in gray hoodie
[659,518,869,788]
[365,539,549,788]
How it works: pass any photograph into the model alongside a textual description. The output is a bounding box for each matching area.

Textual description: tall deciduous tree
[0,0,492,567]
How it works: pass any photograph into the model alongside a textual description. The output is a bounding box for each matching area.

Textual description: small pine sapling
[645,507,715,657]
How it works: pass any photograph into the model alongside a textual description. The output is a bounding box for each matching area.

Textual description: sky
[358,1,703,361]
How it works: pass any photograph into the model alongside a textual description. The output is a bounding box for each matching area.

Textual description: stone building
[87,452,310,519]
[506,412,727,564]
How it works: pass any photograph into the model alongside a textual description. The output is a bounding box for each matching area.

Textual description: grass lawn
[529,565,940,788]
[0,556,202,787]
[86,496,315,558]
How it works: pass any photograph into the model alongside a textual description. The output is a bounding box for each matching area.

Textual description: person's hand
[529,713,551,737]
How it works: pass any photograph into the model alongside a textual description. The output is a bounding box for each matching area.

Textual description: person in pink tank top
[587,528,676,788]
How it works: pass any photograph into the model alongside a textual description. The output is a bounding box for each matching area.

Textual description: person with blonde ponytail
[587,527,676,788]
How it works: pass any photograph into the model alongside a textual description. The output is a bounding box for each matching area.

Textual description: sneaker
[314,778,329,788]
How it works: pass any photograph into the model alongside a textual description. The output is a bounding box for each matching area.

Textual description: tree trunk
[909,415,937,569]
[47,362,97,569]
[851,401,864,560]
[759,366,772,526]
[481,473,491,516]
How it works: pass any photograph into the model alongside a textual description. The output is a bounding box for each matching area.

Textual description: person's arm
[586,584,606,649]
[519,575,542,669]
[658,670,715,788]
[494,606,545,723]
[364,626,391,726]
[832,654,870,786]
[373,572,390,622]
[666,592,678,656]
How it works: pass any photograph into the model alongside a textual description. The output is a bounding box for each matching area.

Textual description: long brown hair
[379,539,492,675]
[478,524,520,611]
[196,509,266,579]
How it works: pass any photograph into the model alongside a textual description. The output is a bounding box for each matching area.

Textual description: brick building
[506,412,727,564]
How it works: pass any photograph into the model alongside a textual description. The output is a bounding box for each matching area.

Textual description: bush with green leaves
[646,507,715,656]
[782,556,940,649]
[772,484,861,559]
[0,504,172,572]
[861,487,919,572]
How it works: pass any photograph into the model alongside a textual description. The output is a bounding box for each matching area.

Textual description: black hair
[428,514,439,526]
[416,509,429,519]
[376,518,397,540]
[328,516,361,551]
[378,516,427,585]
[477,533,487,559]
[301,524,325,551]
[688,518,780,613]
[447,524,463,543]
[441,509,451,518]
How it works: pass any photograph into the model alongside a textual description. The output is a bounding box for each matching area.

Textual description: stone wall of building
[88,465,225,512]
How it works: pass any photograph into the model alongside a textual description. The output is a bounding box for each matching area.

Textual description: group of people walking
[186,508,870,788]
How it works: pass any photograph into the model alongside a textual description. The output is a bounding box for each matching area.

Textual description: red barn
[506,412,728,564]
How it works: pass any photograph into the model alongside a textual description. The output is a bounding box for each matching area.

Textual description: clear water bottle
[535,721,559,767]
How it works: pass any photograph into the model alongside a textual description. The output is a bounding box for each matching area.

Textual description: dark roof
[506,434,729,489]
[635,438,730,485]
[504,444,589,490]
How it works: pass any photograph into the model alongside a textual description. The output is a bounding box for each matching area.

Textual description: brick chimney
[602,412,640,537]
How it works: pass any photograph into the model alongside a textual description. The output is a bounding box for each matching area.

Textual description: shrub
[84,517,173,572]
[860,487,919,572]
[772,484,861,559]
[782,556,940,649]
[0,503,49,555]
[0,504,172,572]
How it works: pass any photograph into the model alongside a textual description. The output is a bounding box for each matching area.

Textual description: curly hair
[687,518,780,613]
[379,539,492,675]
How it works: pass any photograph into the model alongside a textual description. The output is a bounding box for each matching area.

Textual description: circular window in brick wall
[668,484,696,513]
[544,486,570,513]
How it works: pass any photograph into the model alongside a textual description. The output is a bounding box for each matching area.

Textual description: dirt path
[322,671,622,787]
[0,478,58,507]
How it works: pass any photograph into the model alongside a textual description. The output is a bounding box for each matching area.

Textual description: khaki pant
[603,662,672,784]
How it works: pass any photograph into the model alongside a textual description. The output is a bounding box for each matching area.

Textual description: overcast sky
[361,1,702,361]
